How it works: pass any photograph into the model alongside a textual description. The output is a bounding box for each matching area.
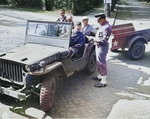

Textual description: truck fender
[25,62,67,88]
[29,61,67,78]
[126,36,147,49]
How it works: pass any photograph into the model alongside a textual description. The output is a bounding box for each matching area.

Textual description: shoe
[92,77,101,81]
[94,83,107,88]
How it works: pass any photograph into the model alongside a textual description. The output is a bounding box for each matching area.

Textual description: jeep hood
[0,44,68,65]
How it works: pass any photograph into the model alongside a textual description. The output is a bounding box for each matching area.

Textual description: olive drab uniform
[95,21,112,82]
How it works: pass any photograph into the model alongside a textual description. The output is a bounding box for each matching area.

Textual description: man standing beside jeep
[92,13,112,88]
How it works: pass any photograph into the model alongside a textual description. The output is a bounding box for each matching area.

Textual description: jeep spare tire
[40,75,56,112]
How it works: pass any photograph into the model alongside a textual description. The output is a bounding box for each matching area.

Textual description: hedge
[11,0,43,9]
[2,0,103,15]
[0,0,8,5]
[54,0,103,14]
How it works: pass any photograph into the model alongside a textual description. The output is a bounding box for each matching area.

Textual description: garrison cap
[74,21,81,26]
[95,13,105,19]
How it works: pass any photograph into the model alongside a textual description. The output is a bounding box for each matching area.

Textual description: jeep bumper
[0,86,26,100]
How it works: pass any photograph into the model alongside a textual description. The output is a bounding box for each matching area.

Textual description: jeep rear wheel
[86,50,96,74]
[128,41,145,60]
[40,75,56,112]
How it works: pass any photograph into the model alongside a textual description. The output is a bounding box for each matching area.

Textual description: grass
[118,0,129,5]
[0,93,40,118]
[10,6,48,13]
[141,2,150,6]
[0,5,53,13]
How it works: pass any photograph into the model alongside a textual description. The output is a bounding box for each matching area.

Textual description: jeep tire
[86,49,96,74]
[128,41,145,60]
[40,75,56,112]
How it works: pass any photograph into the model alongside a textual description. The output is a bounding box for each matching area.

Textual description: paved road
[0,0,150,118]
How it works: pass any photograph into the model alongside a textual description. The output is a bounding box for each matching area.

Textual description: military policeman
[92,13,112,88]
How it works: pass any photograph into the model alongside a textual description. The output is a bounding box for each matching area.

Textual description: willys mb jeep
[0,20,96,112]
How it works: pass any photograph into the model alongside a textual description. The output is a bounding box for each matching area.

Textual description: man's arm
[90,25,96,34]
[94,26,111,44]
[72,35,85,49]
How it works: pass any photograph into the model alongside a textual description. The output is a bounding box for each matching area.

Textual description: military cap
[95,13,105,19]
[82,16,89,21]
[74,21,81,26]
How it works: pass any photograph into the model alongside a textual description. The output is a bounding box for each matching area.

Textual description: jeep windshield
[25,20,72,49]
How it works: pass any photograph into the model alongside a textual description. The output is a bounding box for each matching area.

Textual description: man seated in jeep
[81,16,96,43]
[69,21,85,59]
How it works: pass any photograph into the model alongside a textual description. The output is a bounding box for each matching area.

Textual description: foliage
[53,0,103,15]
[138,0,150,2]
[0,0,8,5]
[2,0,103,14]
[45,0,54,10]
[54,0,72,10]
[11,0,43,9]
[111,0,119,11]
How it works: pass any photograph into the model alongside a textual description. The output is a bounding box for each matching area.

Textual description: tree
[45,0,54,10]
[0,0,8,5]
[111,0,119,11]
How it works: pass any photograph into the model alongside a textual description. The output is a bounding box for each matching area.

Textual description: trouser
[96,43,108,84]
[70,48,81,59]
[98,74,107,84]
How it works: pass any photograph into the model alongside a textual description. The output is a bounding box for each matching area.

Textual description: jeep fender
[126,36,147,49]
[29,61,67,78]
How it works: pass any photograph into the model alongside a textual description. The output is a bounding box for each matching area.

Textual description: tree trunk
[42,0,46,10]
[111,0,118,11]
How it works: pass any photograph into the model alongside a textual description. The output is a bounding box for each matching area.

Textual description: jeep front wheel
[40,75,56,112]
[86,50,96,74]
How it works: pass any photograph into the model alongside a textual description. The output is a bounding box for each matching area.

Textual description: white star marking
[113,40,118,47]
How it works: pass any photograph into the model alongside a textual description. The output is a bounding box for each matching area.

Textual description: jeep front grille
[0,59,23,82]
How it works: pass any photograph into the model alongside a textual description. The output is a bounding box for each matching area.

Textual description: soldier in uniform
[92,13,112,88]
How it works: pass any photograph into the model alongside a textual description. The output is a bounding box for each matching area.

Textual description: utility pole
[104,0,111,17]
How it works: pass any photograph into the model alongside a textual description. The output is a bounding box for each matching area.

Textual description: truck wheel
[128,41,145,60]
[86,50,96,74]
[40,75,56,112]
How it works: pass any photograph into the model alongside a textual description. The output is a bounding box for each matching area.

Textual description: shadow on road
[0,93,41,118]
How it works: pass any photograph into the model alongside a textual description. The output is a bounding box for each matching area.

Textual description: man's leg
[70,48,80,59]
[98,75,106,84]
[94,75,107,87]
[92,74,102,81]
[93,44,108,87]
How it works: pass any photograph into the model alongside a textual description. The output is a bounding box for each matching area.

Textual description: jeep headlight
[38,61,46,72]
[23,65,30,72]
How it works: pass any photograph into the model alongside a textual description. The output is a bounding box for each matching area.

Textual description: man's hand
[94,42,99,45]
[69,47,72,50]
[85,36,94,41]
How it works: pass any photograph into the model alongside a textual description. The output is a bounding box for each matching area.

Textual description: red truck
[111,23,150,60]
